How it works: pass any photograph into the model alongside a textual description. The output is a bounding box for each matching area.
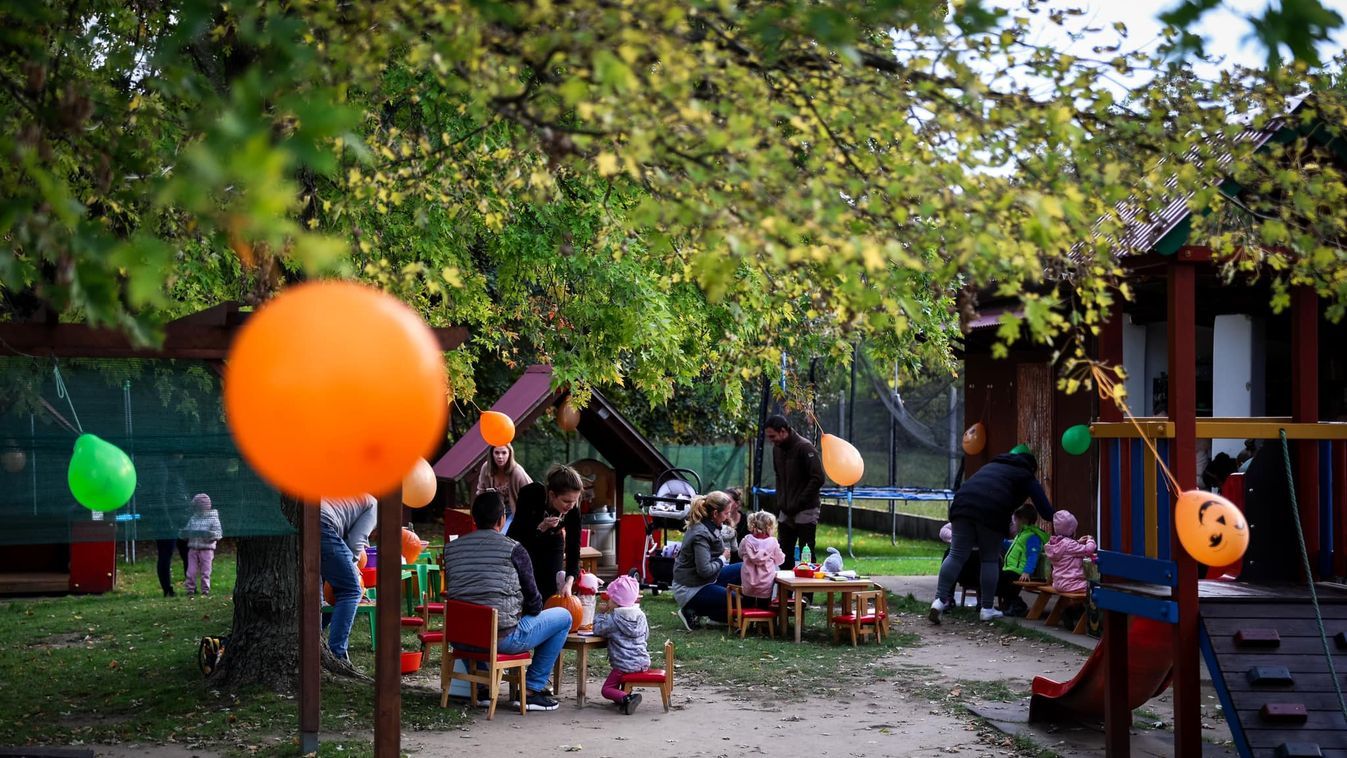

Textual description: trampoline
[752,485,953,557]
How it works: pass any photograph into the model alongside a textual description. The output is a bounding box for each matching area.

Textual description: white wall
[1145,323,1169,415]
[1122,316,1147,412]
[1211,315,1265,457]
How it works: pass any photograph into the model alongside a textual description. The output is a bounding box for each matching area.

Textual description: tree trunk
[212,495,300,691]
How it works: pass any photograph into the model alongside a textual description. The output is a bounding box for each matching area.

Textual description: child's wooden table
[773,570,877,643]
[552,632,609,707]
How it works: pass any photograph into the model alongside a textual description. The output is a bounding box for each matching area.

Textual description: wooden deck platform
[1102,579,1347,603]
[0,572,69,595]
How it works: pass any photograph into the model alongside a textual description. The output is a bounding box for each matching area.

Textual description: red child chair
[726,584,777,639]
[619,639,676,712]
[439,599,531,719]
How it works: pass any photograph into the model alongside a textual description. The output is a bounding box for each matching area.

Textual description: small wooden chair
[726,584,777,639]
[830,590,886,646]
[415,553,447,658]
[439,599,531,719]
[619,639,675,712]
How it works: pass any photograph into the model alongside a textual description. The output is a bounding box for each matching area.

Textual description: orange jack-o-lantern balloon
[1175,490,1249,566]
[821,433,865,487]
[480,411,516,447]
[224,281,448,501]
[556,401,581,433]
[961,423,986,456]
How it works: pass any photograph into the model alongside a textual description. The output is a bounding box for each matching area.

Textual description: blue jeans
[684,563,743,622]
[499,607,573,692]
[320,527,362,659]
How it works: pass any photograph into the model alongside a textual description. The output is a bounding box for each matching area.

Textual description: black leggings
[156,539,177,594]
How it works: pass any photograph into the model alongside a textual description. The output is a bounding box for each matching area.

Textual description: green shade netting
[0,357,293,545]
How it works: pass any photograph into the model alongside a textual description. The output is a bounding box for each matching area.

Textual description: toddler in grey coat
[593,574,651,714]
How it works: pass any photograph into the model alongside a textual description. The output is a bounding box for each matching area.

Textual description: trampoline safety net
[0,357,293,546]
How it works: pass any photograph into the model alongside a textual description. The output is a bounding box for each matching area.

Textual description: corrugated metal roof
[1082,96,1307,258]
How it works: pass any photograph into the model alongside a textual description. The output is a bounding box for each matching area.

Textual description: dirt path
[89,579,1233,757]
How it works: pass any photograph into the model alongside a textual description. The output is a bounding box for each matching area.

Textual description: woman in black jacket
[507,464,584,598]
[929,451,1054,624]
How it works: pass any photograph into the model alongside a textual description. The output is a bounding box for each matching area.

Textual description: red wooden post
[374,493,402,757]
[1291,285,1320,573]
[1103,610,1131,756]
[1167,260,1201,756]
[299,501,320,755]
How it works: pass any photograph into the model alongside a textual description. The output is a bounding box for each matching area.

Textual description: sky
[1015,0,1347,80]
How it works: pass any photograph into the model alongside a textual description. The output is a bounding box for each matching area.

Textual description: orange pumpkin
[322,572,366,605]
[401,527,425,564]
[356,550,368,571]
[545,593,584,632]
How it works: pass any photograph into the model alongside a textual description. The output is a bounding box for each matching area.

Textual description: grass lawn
[811,523,945,575]
[0,549,467,755]
[0,525,941,754]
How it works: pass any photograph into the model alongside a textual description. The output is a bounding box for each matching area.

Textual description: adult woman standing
[671,490,742,630]
[508,464,584,598]
[475,444,532,521]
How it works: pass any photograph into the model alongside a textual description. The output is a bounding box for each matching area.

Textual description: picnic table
[774,570,877,643]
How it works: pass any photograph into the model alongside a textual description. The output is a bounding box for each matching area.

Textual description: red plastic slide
[1029,616,1174,722]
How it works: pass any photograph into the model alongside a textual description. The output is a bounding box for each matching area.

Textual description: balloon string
[52,364,84,434]
[1089,364,1181,497]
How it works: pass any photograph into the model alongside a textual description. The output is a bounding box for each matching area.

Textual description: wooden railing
[1090,418,1347,575]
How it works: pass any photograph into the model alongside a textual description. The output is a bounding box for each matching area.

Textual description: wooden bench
[1024,585,1088,634]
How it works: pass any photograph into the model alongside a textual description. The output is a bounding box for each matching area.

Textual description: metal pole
[890,363,898,546]
[30,414,37,517]
[752,374,769,511]
[846,489,856,559]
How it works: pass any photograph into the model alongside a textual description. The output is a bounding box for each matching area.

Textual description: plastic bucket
[365,547,379,568]
[400,651,423,675]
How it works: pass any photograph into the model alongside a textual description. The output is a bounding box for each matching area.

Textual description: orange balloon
[402,457,437,508]
[480,411,515,447]
[401,527,425,565]
[224,281,447,501]
[556,401,581,433]
[821,433,865,487]
[356,550,368,570]
[1174,490,1249,566]
[962,423,986,455]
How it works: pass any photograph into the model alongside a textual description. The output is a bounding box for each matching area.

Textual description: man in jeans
[319,495,377,664]
[764,415,824,568]
[443,490,570,711]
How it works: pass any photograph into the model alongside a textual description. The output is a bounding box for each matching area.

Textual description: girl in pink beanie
[180,493,223,596]
[593,574,650,714]
[1044,510,1095,594]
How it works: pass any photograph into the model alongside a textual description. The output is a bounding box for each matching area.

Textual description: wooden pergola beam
[0,303,469,359]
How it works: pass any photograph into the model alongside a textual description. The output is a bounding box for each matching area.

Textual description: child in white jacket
[181,493,223,596]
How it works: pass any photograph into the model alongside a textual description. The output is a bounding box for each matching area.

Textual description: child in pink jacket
[1045,510,1095,594]
[739,511,786,608]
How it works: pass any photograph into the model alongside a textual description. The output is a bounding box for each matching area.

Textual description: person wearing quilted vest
[443,490,571,712]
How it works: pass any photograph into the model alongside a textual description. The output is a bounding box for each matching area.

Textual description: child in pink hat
[593,574,651,714]
[180,494,223,596]
[1044,510,1096,594]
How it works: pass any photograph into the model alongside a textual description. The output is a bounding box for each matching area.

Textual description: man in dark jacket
[930,451,1054,623]
[765,415,825,568]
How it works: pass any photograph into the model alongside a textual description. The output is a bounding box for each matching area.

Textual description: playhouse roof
[431,364,673,482]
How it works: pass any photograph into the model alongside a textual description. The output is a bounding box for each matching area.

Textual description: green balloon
[68,434,137,512]
[1010,444,1031,455]
[1061,424,1093,456]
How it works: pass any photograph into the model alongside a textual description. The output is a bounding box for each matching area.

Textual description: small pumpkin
[545,593,584,632]
[400,527,425,565]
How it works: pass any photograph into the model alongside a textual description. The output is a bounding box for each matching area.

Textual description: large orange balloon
[556,401,581,433]
[402,457,437,508]
[224,281,447,501]
[961,423,986,455]
[1174,490,1249,566]
[821,433,865,487]
[480,411,515,447]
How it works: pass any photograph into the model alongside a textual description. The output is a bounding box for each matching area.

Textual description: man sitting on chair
[443,490,570,711]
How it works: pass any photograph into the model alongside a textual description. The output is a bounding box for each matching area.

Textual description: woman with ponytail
[670,490,742,630]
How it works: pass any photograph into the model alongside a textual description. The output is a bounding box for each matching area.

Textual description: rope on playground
[1279,428,1347,723]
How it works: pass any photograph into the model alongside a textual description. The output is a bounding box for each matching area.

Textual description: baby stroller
[633,467,702,594]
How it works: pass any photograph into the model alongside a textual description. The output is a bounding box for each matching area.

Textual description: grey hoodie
[593,606,651,673]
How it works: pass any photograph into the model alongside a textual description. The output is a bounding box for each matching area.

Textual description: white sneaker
[979,607,1004,622]
[928,598,948,625]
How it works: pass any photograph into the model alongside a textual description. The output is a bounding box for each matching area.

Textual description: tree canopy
[3,0,1346,420]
